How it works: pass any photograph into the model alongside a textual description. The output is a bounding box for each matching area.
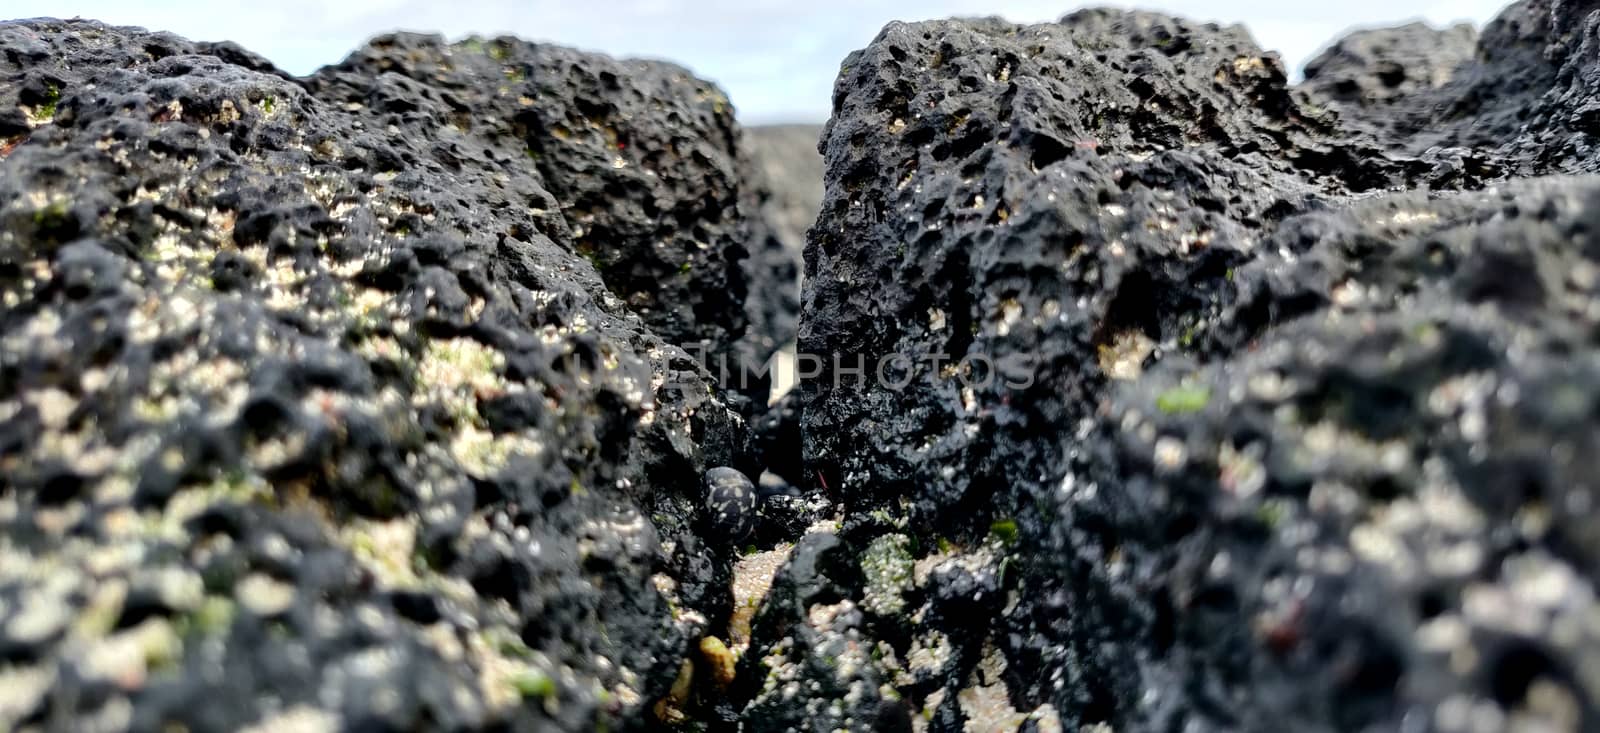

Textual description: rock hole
[1490,643,1564,708]
[1028,134,1071,171]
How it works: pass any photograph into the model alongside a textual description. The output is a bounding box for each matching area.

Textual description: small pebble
[704,467,758,540]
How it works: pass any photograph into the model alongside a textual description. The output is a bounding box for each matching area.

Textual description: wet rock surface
[775,2,1600,731]
[12,2,1600,732]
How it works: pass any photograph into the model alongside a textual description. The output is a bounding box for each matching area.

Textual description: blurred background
[3,0,1509,123]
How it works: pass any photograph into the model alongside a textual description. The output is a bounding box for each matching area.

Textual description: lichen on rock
[0,16,792,731]
[15,1,1600,731]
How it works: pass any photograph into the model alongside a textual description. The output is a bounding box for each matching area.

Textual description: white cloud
[2,0,1512,123]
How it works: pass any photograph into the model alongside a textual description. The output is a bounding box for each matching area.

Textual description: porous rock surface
[13,1,1600,732]
[1302,22,1478,119]
[770,2,1600,731]
[0,18,794,731]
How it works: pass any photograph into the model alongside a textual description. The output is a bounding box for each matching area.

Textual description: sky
[3,0,1512,124]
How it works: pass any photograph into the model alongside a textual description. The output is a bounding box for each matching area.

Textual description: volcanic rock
[0,18,789,731]
[762,2,1600,731]
[16,1,1600,732]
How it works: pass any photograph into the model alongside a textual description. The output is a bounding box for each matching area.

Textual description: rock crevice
[11,2,1600,731]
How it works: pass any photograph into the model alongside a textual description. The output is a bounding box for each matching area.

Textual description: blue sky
[4,1,1510,123]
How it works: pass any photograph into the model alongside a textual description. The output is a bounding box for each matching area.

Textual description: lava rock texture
[0,18,796,732]
[13,1,1600,732]
[769,1,1600,731]
[1302,22,1478,122]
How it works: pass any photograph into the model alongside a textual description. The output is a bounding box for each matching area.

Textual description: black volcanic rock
[750,3,1600,732]
[1362,0,1600,173]
[0,18,785,732]
[800,6,1394,535]
[1057,179,1600,730]
[302,32,797,411]
[1302,22,1477,134]
[16,3,1600,732]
